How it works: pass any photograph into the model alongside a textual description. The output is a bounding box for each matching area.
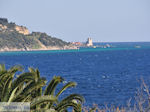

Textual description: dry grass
[82,79,150,112]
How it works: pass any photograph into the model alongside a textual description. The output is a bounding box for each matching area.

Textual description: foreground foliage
[1,64,150,112]
[0,64,84,112]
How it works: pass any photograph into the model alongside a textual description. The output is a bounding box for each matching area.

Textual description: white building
[86,38,93,46]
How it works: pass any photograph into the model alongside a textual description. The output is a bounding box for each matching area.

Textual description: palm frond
[59,94,84,104]
[55,101,82,112]
[56,82,77,97]
[8,87,18,102]
[1,75,13,101]
[11,72,35,90]
[30,95,57,109]
[8,65,23,74]
[44,76,64,95]
[0,64,6,72]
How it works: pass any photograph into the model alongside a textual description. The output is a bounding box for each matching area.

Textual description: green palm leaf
[59,94,84,104]
[13,79,46,102]
[1,75,13,101]
[0,64,6,74]
[28,67,40,81]
[56,82,77,97]
[55,101,82,112]
[8,65,23,74]
[8,87,18,102]
[44,76,64,95]
[11,72,36,90]
[55,94,84,112]
[30,95,57,109]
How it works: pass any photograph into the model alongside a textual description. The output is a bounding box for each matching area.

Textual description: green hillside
[0,18,74,51]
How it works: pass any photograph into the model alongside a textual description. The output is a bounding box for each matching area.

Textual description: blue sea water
[0,42,150,107]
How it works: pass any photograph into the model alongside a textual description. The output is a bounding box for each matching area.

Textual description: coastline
[0,46,79,53]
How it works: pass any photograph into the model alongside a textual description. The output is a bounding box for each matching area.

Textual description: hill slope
[0,18,76,51]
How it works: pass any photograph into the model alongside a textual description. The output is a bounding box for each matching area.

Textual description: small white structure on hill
[86,38,93,46]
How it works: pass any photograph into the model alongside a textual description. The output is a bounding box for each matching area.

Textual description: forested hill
[0,18,76,51]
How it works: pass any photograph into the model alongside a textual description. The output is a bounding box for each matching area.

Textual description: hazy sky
[0,0,150,42]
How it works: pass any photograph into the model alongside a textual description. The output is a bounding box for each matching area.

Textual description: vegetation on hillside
[0,31,39,49]
[29,32,69,47]
[0,18,71,50]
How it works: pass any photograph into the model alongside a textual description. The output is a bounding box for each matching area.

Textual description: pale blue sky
[0,0,150,42]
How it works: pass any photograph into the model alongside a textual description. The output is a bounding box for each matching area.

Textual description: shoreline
[0,46,79,53]
[1,46,150,53]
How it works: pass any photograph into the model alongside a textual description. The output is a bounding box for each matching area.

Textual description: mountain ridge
[0,18,77,52]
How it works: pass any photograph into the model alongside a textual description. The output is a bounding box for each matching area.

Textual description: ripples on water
[0,43,150,107]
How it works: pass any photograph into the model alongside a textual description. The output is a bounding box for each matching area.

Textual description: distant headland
[0,18,77,52]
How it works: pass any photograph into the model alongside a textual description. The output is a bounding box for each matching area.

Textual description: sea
[0,42,150,107]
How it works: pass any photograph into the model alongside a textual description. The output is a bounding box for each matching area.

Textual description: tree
[0,64,84,112]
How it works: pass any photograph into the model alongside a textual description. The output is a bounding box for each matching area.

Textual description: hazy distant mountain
[0,18,76,51]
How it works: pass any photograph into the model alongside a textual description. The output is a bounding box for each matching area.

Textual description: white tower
[86,38,93,46]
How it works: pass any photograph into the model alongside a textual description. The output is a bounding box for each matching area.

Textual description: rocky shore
[0,45,78,52]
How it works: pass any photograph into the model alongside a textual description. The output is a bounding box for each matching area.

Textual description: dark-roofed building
[0,18,8,24]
